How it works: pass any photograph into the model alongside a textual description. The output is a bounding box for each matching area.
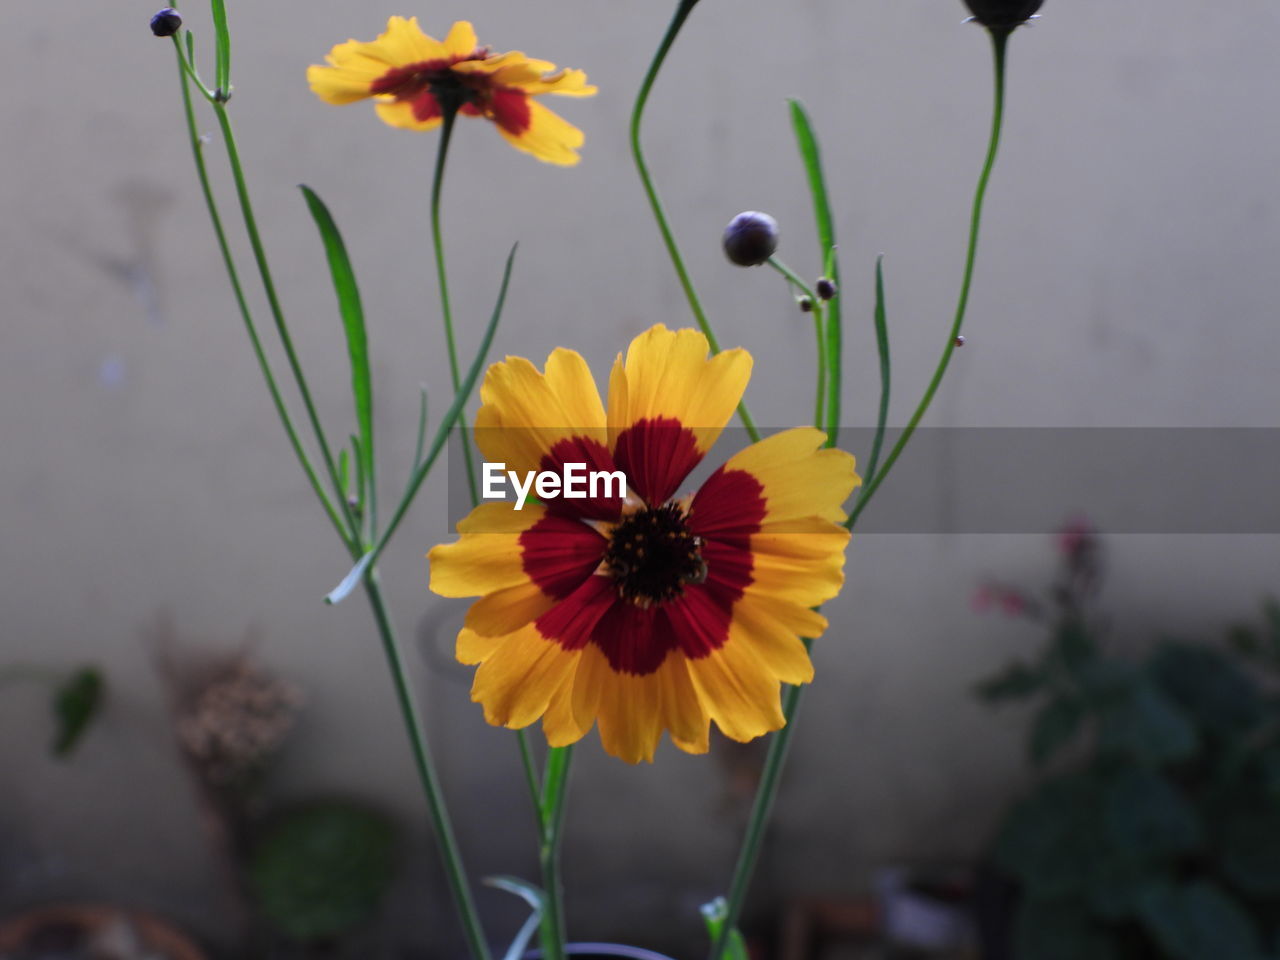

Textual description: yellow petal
[475,349,607,478]
[428,502,547,598]
[457,627,504,665]
[495,64,597,98]
[595,668,663,764]
[471,625,581,729]
[658,655,709,753]
[442,21,478,59]
[728,594,821,685]
[607,325,751,455]
[463,580,556,637]
[686,641,786,743]
[722,427,860,525]
[373,98,442,131]
[494,98,586,166]
[309,17,445,106]
[363,16,447,65]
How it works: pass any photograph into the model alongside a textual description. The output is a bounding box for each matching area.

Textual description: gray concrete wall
[3,0,1280,953]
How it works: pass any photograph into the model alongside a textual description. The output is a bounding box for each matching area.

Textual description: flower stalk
[711,29,1012,960]
[847,29,1009,527]
[630,0,760,444]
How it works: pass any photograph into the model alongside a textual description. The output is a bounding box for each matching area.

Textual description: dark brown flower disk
[962,0,1044,29]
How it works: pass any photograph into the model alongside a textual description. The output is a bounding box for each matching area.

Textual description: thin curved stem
[710,31,1012,959]
[211,102,361,543]
[429,106,480,506]
[846,30,1008,529]
[630,0,760,443]
[861,257,892,487]
[767,258,826,429]
[173,41,353,550]
[363,572,492,960]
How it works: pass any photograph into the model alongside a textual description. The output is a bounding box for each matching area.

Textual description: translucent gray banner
[443,428,1280,534]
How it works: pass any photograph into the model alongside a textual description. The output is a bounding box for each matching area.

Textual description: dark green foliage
[51,667,104,758]
[248,799,398,943]
[976,530,1280,958]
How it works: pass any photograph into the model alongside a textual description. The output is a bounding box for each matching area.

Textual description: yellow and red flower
[429,326,859,763]
[308,17,596,166]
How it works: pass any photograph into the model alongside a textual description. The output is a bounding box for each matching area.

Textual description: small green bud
[723,211,778,267]
[150,7,182,37]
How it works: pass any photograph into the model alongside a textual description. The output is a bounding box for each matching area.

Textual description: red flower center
[370,49,490,109]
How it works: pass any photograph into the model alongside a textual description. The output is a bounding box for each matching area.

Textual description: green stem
[429,116,547,836]
[708,680,804,960]
[711,32,1012,960]
[211,101,361,543]
[630,0,760,443]
[766,258,825,429]
[537,746,574,960]
[862,256,892,486]
[430,105,480,506]
[846,30,1008,529]
[363,572,492,960]
[172,40,353,550]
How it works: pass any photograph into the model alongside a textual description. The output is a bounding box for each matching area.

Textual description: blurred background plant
[0,663,104,760]
[976,523,1280,960]
[150,616,399,959]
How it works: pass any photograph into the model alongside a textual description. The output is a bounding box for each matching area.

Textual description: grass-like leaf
[788,98,842,446]
[301,185,375,535]
[210,0,231,95]
[326,244,518,604]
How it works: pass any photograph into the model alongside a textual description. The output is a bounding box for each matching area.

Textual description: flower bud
[961,0,1043,31]
[815,278,837,301]
[723,211,778,267]
[150,7,183,37]
[798,296,814,313]
[954,335,966,347]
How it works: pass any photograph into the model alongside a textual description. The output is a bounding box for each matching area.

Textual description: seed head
[723,211,779,267]
[150,7,183,37]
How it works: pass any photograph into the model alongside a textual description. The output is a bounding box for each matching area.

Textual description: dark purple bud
[723,211,778,267]
[815,277,837,301]
[954,335,966,347]
[150,7,183,37]
[961,0,1043,31]
[798,296,814,313]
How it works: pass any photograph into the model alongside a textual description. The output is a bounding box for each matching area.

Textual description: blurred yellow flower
[308,17,596,166]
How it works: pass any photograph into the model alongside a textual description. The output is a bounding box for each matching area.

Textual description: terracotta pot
[0,903,206,960]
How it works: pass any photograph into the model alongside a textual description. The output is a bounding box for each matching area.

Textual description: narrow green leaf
[863,255,891,486]
[701,897,749,960]
[337,448,350,497]
[301,185,375,535]
[209,0,231,95]
[788,98,841,446]
[52,667,105,758]
[350,434,366,516]
[326,244,517,605]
